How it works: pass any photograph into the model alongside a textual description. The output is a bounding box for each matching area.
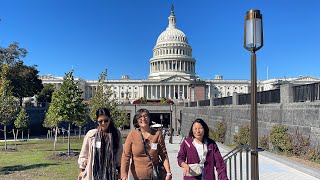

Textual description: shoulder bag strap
[199,140,208,166]
[138,128,155,166]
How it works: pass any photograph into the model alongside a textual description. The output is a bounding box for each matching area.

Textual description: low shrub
[270,124,292,153]
[291,128,310,156]
[233,124,250,145]
[307,146,320,163]
[259,135,269,150]
[209,121,227,143]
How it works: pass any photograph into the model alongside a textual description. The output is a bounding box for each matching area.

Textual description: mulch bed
[48,151,79,160]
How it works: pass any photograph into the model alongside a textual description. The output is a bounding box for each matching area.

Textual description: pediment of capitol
[293,76,320,83]
[160,75,192,83]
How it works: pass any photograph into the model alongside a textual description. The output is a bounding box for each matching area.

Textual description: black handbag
[139,129,164,180]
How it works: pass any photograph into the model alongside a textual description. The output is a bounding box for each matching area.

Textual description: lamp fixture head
[244,10,264,52]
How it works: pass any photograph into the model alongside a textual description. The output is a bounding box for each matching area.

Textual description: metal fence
[214,96,233,106]
[190,101,197,107]
[293,82,320,102]
[238,89,280,105]
[223,144,251,180]
[199,99,210,106]
[185,89,281,107]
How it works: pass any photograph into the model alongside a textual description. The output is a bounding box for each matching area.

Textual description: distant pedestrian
[162,128,166,138]
[78,108,123,180]
[177,118,228,180]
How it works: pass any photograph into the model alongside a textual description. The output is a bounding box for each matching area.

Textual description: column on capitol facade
[165,85,167,98]
[146,85,149,99]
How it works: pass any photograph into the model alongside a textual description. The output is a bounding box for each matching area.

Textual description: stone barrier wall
[181,102,320,145]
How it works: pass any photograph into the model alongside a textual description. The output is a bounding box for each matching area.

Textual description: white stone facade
[39,7,320,104]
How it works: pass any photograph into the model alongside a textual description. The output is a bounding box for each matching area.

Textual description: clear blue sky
[1,0,319,81]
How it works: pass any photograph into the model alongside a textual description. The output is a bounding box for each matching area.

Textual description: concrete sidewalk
[165,136,320,180]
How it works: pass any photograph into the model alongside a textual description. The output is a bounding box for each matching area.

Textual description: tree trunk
[15,129,19,149]
[13,129,16,149]
[79,127,81,139]
[19,97,23,107]
[68,123,71,156]
[62,131,65,143]
[4,125,7,150]
[28,129,30,141]
[53,126,58,153]
[22,130,24,140]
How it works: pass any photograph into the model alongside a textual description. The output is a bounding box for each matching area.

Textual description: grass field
[0,137,83,180]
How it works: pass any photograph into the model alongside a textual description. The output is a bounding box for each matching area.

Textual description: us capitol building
[39,7,320,104]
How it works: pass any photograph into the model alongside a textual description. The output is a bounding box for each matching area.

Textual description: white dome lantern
[148,5,196,80]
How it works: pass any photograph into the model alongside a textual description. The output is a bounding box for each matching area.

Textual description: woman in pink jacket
[78,108,123,180]
[177,118,228,180]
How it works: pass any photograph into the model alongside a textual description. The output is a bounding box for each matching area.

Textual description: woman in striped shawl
[78,108,123,180]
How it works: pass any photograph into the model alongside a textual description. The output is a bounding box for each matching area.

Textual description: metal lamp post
[244,9,263,180]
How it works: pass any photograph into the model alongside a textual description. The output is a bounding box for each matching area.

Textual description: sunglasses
[138,115,149,119]
[98,119,109,124]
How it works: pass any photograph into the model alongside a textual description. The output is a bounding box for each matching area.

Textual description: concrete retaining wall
[181,102,320,145]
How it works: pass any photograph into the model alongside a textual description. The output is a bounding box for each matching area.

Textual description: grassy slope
[0,137,82,180]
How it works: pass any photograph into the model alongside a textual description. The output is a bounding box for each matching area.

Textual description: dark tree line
[0,42,43,149]
[0,42,43,106]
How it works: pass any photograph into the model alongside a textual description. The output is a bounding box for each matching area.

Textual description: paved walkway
[165,136,319,180]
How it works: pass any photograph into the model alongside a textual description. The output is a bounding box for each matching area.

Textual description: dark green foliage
[53,70,86,124]
[43,90,62,128]
[43,70,86,154]
[0,64,19,149]
[233,124,250,145]
[36,83,55,103]
[0,64,19,125]
[8,61,43,106]
[89,69,129,128]
[89,69,116,120]
[44,70,87,127]
[270,124,292,153]
[0,42,27,66]
[14,107,30,130]
[1,43,43,106]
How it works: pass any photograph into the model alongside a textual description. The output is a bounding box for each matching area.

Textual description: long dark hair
[188,118,209,142]
[133,108,150,128]
[96,108,119,152]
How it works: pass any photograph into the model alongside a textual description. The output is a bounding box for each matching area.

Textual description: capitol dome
[148,5,196,80]
[156,28,188,44]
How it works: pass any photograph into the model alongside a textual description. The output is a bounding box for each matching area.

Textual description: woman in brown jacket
[78,108,123,180]
[121,109,172,180]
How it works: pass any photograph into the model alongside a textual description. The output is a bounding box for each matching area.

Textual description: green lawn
[0,137,83,180]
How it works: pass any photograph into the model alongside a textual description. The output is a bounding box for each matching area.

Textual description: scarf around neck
[93,128,117,180]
